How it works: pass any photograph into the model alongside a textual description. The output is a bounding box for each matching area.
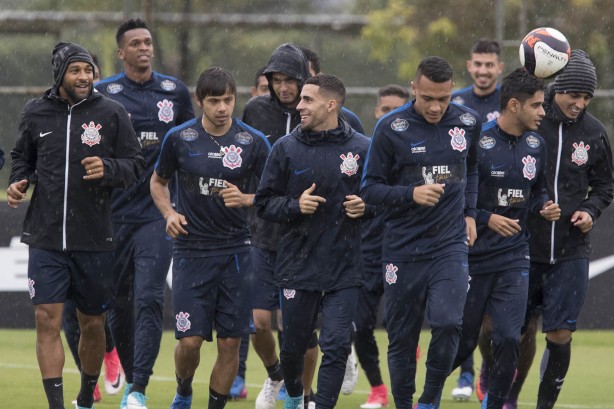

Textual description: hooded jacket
[242,43,311,251]
[527,86,614,263]
[10,88,145,251]
[254,120,370,291]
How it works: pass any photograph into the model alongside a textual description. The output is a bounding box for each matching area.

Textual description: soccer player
[355,83,409,409]
[8,41,144,409]
[94,18,194,409]
[449,68,560,409]
[251,66,270,97]
[374,84,410,120]
[242,43,314,409]
[450,37,505,402]
[361,56,482,409]
[508,50,614,409]
[255,73,370,409]
[150,66,271,409]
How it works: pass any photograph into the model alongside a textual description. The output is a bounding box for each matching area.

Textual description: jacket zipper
[62,105,72,251]
[285,112,291,135]
[550,122,563,264]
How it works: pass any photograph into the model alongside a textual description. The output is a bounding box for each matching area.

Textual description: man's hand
[165,211,188,238]
[299,183,326,214]
[571,210,593,233]
[7,179,28,208]
[220,181,253,208]
[82,156,104,180]
[488,213,521,237]
[540,200,561,221]
[413,184,445,206]
[465,216,477,246]
[344,195,366,218]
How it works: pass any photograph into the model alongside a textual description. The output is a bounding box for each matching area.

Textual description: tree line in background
[0,0,612,183]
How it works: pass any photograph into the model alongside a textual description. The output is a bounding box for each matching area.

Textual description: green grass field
[1,329,612,409]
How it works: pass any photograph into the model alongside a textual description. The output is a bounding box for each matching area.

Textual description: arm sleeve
[578,132,614,220]
[154,130,179,179]
[175,84,195,125]
[464,122,481,219]
[100,108,145,188]
[529,146,550,214]
[360,127,414,206]
[254,143,302,223]
[9,105,37,186]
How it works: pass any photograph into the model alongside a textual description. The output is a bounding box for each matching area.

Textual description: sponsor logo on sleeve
[106,83,123,94]
[479,136,496,149]
[460,112,476,126]
[161,79,177,91]
[526,135,541,148]
[391,118,409,132]
[180,128,198,141]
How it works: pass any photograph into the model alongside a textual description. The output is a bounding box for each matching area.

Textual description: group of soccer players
[8,16,613,409]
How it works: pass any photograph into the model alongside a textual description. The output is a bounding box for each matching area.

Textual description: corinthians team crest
[571,141,590,165]
[81,121,102,146]
[449,127,467,151]
[340,152,359,176]
[175,311,191,332]
[157,99,174,123]
[222,145,243,169]
[283,289,296,299]
[385,263,398,285]
[522,155,537,180]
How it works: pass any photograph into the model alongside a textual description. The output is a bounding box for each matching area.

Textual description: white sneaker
[256,377,284,409]
[308,402,316,409]
[341,346,359,395]
[126,391,148,409]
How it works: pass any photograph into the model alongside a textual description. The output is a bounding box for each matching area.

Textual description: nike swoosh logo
[54,383,62,387]
[111,373,122,389]
[188,152,203,157]
[39,131,52,137]
[411,140,425,147]
[293,168,310,175]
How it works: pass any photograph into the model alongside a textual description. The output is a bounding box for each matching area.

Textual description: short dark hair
[499,68,545,111]
[254,65,267,87]
[471,38,501,57]
[378,84,410,101]
[195,67,237,101]
[304,73,346,106]
[415,56,454,83]
[301,47,321,74]
[116,18,149,47]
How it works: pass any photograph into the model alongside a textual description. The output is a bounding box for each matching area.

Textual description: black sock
[176,374,194,397]
[208,387,229,409]
[42,377,64,409]
[537,338,571,409]
[265,360,284,382]
[76,371,99,408]
[131,382,146,394]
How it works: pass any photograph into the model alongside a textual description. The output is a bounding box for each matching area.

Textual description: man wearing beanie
[504,50,614,409]
[8,41,144,409]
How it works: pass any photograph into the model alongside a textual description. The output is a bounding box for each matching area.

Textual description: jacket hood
[292,119,354,146]
[263,43,310,101]
[544,84,586,125]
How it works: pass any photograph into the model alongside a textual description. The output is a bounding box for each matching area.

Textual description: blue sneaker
[481,393,489,409]
[170,393,193,409]
[229,375,247,400]
[127,391,148,409]
[120,383,133,409]
[451,371,474,401]
[415,404,436,409]
[277,382,287,400]
[283,395,303,409]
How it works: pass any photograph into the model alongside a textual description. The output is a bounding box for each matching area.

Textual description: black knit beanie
[51,42,95,88]
[553,49,597,97]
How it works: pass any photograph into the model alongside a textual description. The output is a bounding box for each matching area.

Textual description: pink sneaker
[103,348,124,395]
[94,383,102,402]
[360,384,389,409]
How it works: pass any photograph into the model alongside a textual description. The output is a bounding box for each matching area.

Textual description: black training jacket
[10,89,145,251]
[527,87,614,263]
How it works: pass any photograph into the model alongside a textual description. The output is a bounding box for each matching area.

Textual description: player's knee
[546,329,572,345]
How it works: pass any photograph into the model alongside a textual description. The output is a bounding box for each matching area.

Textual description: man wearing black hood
[7,42,144,409]
[241,43,318,409]
[505,50,614,409]
[255,73,370,409]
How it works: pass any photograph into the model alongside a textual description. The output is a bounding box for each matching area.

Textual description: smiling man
[361,56,482,409]
[8,41,144,409]
[94,18,194,409]
[453,39,505,124]
[255,73,371,409]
